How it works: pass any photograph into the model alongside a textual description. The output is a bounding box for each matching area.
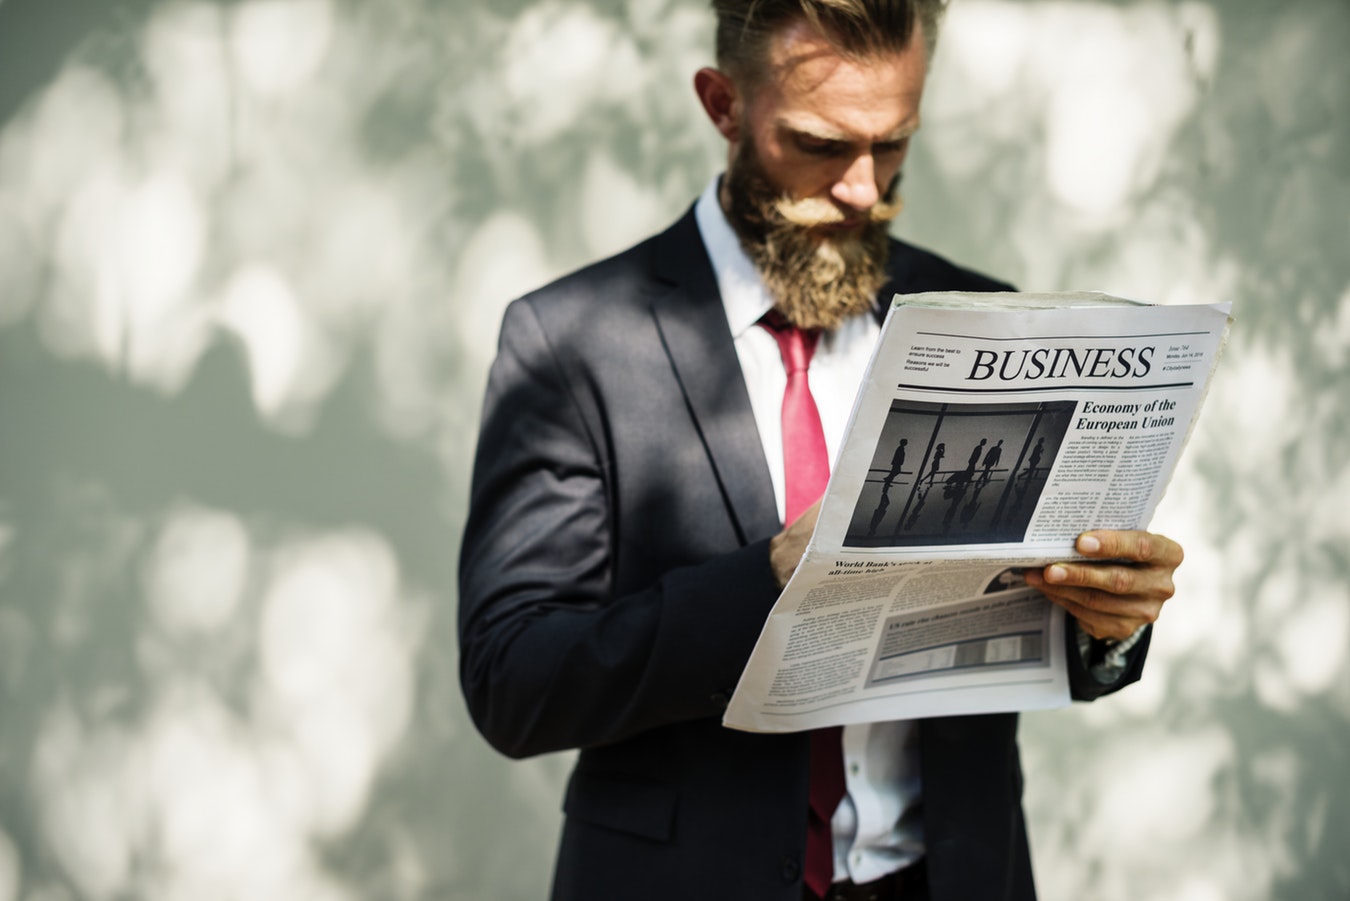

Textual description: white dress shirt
[694,180,925,884]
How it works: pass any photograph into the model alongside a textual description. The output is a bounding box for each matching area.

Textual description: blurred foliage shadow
[0,0,1346,900]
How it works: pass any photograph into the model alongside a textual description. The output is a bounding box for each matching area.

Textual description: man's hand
[1024,530,1183,641]
[769,499,821,589]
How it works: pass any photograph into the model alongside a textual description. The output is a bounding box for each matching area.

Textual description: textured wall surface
[0,1,1345,899]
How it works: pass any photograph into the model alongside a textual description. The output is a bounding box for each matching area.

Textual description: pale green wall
[0,1,1345,899]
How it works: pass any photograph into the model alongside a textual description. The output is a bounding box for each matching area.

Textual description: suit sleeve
[1065,619,1152,701]
[458,299,781,759]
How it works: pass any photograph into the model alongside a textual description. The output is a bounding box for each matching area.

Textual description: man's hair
[712,0,947,84]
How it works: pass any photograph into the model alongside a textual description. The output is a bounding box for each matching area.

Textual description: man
[883,438,907,487]
[458,2,1182,899]
[965,438,987,477]
[925,441,945,484]
[981,438,1004,483]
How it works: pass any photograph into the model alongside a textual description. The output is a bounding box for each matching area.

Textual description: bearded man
[459,1,1183,899]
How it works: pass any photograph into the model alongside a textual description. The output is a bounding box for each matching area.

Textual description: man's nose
[831,154,880,211]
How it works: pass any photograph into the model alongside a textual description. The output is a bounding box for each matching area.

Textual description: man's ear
[694,67,741,143]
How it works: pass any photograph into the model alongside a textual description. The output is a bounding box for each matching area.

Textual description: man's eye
[874,139,910,156]
[796,137,845,156]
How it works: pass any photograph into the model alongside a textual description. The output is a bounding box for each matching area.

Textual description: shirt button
[850,762,861,776]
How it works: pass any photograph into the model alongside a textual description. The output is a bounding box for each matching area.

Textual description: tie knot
[760,311,819,374]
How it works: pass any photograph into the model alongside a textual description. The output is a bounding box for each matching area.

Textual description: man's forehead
[752,20,928,142]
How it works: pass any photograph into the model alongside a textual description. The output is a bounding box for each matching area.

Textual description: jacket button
[779,853,801,883]
[710,690,730,709]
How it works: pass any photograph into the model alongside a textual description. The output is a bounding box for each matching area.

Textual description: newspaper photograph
[723,292,1232,733]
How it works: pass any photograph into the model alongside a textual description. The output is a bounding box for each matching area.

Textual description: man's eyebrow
[872,125,919,145]
[777,118,921,145]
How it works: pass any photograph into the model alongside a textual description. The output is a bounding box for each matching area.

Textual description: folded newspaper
[723,291,1232,733]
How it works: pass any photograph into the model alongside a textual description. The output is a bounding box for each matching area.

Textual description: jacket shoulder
[512,208,701,318]
[886,239,1016,295]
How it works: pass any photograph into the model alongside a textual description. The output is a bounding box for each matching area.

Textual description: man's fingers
[1036,590,1157,641]
[1076,529,1184,567]
[1052,598,1148,642]
[1024,529,1183,641]
[1031,579,1162,622]
[791,498,823,534]
[1034,561,1176,603]
[769,497,823,589]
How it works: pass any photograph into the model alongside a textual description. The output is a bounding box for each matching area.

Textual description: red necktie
[761,312,845,898]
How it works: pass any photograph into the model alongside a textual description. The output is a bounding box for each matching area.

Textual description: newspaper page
[723,292,1232,733]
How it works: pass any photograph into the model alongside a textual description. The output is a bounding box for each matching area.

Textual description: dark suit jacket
[458,208,1149,901]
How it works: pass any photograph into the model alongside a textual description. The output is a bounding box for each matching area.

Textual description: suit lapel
[647,210,781,544]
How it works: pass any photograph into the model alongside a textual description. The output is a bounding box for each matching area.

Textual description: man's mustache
[773,182,904,229]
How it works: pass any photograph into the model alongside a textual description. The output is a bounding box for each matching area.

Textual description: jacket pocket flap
[563,770,677,842]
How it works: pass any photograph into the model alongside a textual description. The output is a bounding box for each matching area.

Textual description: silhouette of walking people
[965,438,987,476]
[926,442,945,485]
[1021,438,1045,481]
[980,439,1003,483]
[883,438,907,487]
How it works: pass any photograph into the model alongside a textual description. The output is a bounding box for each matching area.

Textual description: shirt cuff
[1074,621,1148,684]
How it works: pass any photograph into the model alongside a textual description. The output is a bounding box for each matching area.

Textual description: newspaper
[723,291,1232,733]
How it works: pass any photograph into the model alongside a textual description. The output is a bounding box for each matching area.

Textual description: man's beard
[724,139,902,332]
